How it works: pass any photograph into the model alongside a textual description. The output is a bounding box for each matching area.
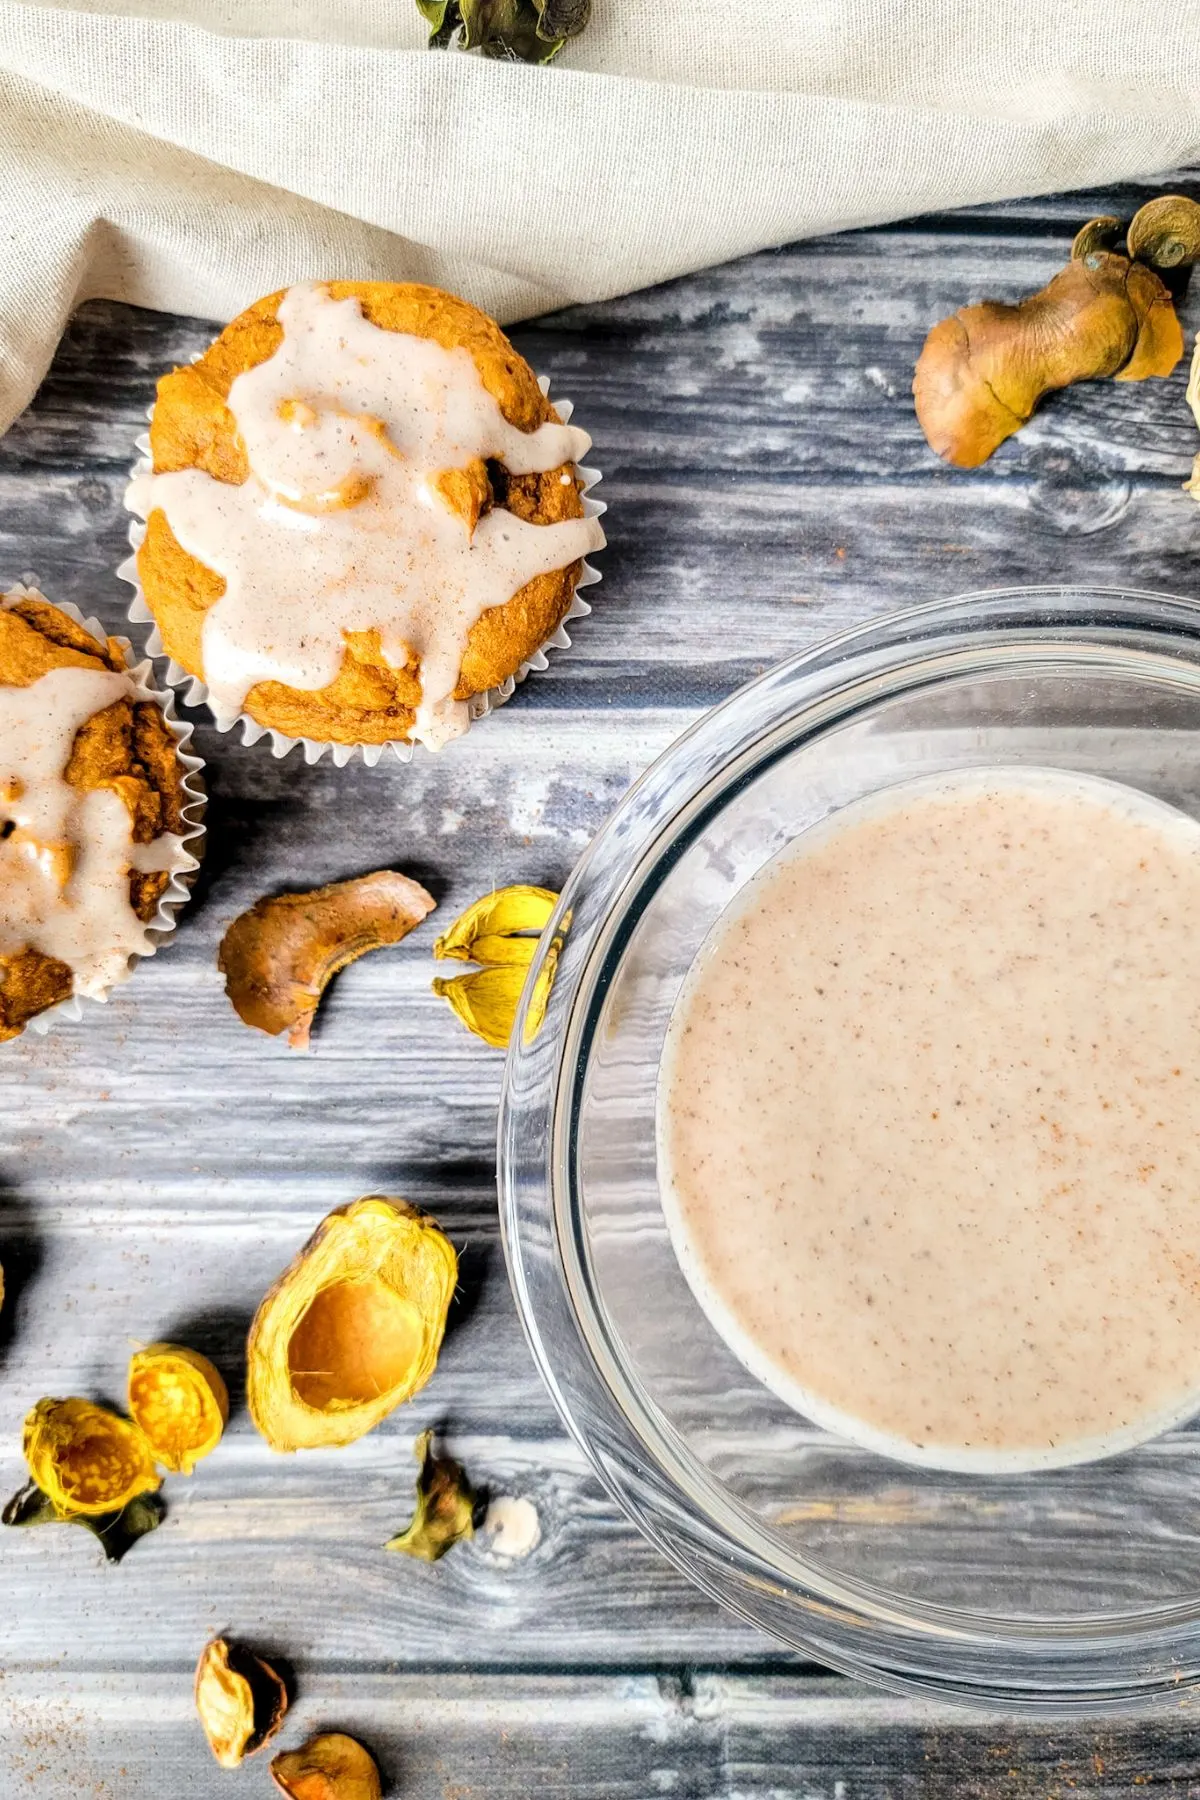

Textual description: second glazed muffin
[0,589,199,1039]
[126,281,605,751]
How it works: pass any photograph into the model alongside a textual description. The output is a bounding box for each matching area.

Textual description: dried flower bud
[1127,195,1200,271]
[195,1635,288,1769]
[385,1429,480,1561]
[270,1732,383,1800]
[415,0,588,61]
[128,1343,229,1475]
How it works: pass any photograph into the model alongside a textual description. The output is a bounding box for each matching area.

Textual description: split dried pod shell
[128,1343,229,1474]
[195,1635,289,1769]
[385,1428,480,1561]
[22,1397,161,1517]
[433,884,559,1048]
[247,1196,458,1452]
[271,1732,382,1800]
[1126,195,1200,271]
[219,870,436,1049]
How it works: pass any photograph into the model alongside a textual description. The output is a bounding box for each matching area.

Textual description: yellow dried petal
[433,885,558,964]
[271,1732,382,1800]
[195,1636,288,1769]
[128,1343,229,1475]
[22,1397,161,1518]
[247,1196,457,1453]
[433,964,527,1049]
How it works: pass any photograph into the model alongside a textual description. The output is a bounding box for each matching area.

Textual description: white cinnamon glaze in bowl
[499,587,1200,1712]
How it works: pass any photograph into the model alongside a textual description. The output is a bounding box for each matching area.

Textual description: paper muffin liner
[0,582,206,1038]
[118,375,605,767]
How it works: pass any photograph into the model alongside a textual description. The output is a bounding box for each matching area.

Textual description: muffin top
[127,281,605,749]
[0,590,194,1041]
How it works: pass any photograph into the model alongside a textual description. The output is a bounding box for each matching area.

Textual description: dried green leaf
[3,1478,165,1564]
[385,1429,480,1561]
[535,0,590,39]
[417,0,462,45]
[417,0,585,61]
[463,0,556,60]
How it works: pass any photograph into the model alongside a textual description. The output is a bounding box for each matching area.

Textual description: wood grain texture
[3,169,1200,1794]
[6,1672,1200,1799]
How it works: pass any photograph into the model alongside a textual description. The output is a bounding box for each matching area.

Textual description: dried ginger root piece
[218,869,436,1049]
[195,1635,289,1769]
[914,250,1182,466]
[128,1343,229,1474]
[433,884,560,1047]
[385,1428,479,1560]
[22,1397,161,1517]
[271,1732,382,1800]
[247,1197,457,1452]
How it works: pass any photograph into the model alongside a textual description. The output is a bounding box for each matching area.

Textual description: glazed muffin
[0,589,198,1041]
[126,281,605,751]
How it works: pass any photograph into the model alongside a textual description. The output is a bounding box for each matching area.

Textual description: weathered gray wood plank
[6,1671,1200,1799]
[5,170,1200,1789]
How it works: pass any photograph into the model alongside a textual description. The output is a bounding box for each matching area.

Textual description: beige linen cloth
[2,0,1200,431]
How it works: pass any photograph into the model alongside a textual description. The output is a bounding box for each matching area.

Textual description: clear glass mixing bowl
[498,586,1200,1712]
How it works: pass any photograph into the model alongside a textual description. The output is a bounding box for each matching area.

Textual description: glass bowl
[498,586,1200,1712]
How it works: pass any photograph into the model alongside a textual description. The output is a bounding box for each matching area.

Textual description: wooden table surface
[4,171,1200,1798]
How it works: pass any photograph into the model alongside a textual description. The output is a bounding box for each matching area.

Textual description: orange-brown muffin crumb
[132,281,592,746]
[0,597,189,1040]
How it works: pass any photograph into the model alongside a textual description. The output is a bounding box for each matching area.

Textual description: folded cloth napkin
[2,0,1199,432]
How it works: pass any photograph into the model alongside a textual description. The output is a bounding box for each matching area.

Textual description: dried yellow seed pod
[128,1343,230,1475]
[385,1429,479,1561]
[270,1732,382,1800]
[433,885,563,1047]
[22,1397,161,1518]
[195,1635,289,1769]
[433,884,558,963]
[433,962,529,1049]
[247,1196,457,1453]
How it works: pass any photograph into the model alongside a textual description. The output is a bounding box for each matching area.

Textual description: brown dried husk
[270,1732,383,1800]
[247,1196,458,1452]
[219,870,436,1049]
[195,1635,289,1769]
